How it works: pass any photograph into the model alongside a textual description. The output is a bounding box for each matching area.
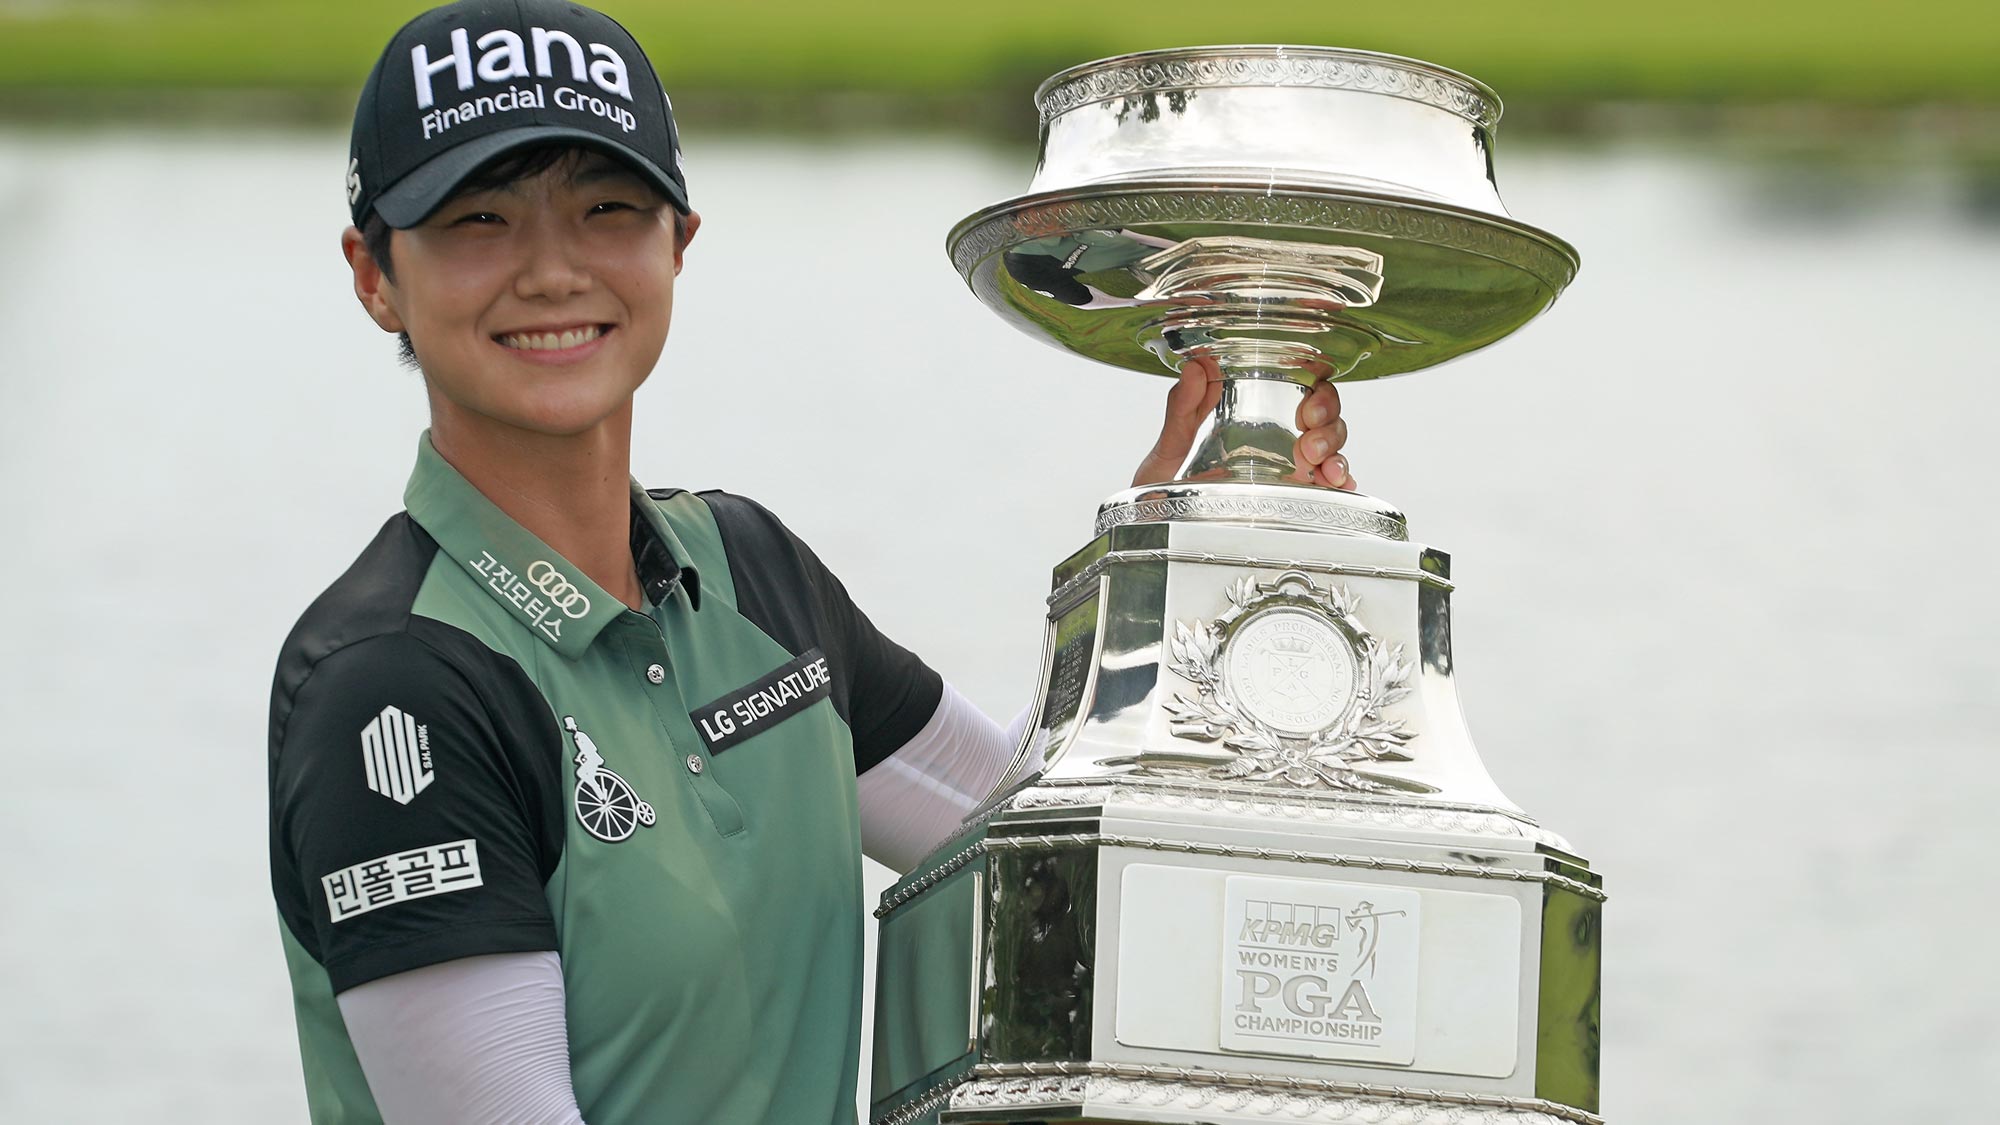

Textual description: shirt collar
[629,481,702,612]
[403,432,699,659]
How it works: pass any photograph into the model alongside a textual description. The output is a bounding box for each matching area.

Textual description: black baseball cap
[346,0,689,229]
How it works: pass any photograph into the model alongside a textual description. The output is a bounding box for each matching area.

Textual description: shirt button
[685,754,704,775]
[646,664,666,684]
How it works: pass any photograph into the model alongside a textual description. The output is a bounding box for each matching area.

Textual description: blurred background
[2,1,1996,1121]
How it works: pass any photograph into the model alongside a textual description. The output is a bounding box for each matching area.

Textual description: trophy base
[871,505,1601,1125]
[870,779,1602,1125]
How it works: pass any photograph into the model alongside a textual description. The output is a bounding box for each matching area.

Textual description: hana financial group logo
[409,23,640,139]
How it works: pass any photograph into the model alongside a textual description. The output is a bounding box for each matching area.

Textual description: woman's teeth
[499,325,604,351]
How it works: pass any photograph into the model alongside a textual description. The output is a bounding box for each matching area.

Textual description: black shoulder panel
[696,493,820,657]
[698,491,943,773]
[270,514,439,751]
[268,514,564,985]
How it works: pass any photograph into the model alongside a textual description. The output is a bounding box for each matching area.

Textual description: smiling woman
[343,144,689,440]
[357,144,691,370]
[350,144,691,413]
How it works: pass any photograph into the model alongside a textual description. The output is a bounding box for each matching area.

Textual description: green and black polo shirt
[268,434,942,1124]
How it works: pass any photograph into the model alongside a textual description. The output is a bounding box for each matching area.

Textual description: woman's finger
[1297,417,1348,463]
[1319,452,1352,490]
[1132,358,1224,486]
[1297,380,1342,429]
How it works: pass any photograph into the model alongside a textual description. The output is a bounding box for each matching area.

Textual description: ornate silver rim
[1007,775,1570,849]
[957,1063,1603,1125]
[949,183,1580,295]
[1034,44,1503,131]
[1097,492,1409,540]
[872,1076,964,1125]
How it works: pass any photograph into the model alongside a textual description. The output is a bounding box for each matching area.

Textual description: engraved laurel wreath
[1163,571,1425,792]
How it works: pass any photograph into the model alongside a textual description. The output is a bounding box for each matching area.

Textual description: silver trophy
[873,46,1600,1125]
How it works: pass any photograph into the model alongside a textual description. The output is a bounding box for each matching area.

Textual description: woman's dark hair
[360,143,689,369]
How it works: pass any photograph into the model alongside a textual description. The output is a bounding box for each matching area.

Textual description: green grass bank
[3,0,1996,117]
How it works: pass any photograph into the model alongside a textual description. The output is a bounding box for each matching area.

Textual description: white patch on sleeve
[323,839,482,923]
[362,705,435,805]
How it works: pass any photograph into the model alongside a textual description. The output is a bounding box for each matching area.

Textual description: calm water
[1,125,1995,1123]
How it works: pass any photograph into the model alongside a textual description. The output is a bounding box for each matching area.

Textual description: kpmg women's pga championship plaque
[871,46,1602,1125]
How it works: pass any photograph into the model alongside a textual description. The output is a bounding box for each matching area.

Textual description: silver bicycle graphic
[564,716,657,843]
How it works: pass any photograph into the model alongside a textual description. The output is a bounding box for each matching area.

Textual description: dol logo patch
[689,649,832,754]
[361,704,433,805]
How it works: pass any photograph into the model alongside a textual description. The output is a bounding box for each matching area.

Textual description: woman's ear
[341,225,407,334]
[673,210,702,275]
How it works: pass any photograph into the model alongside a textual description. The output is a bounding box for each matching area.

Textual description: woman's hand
[1130,357,1356,490]
[1293,378,1355,490]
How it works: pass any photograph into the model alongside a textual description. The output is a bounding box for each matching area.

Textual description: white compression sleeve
[336,950,587,1125]
[857,681,1037,872]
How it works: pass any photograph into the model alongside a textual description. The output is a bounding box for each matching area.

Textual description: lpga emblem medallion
[1159,571,1427,793]
[1226,607,1355,735]
[564,716,656,843]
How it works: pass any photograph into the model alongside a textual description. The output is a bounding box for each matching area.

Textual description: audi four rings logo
[528,560,592,618]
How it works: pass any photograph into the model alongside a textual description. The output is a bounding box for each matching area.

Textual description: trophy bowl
[948,45,1578,487]
[873,45,1602,1125]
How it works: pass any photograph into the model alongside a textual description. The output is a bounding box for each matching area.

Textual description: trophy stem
[1176,371,1312,483]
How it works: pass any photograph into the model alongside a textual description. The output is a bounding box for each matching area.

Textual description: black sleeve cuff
[326,916,559,994]
[852,662,943,774]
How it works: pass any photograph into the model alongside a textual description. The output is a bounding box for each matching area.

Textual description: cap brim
[372,125,689,228]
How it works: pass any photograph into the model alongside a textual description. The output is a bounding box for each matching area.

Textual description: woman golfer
[267,2,1355,1122]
